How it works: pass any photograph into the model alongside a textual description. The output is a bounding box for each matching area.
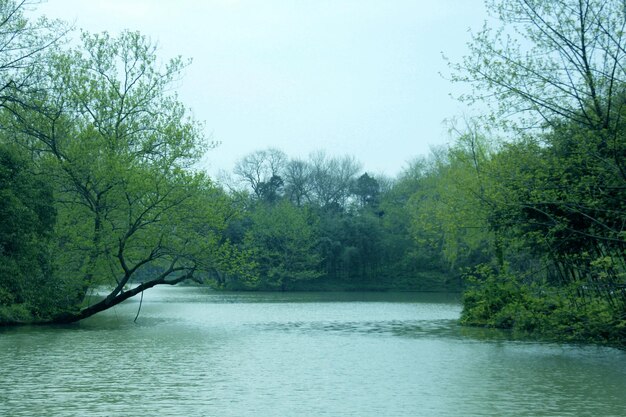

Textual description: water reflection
[251,318,462,339]
[0,286,624,417]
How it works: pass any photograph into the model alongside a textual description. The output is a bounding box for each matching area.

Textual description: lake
[1,286,625,416]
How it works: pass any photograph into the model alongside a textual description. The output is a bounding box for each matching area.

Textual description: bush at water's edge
[460,266,626,348]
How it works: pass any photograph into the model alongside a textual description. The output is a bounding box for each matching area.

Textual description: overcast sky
[35,0,488,178]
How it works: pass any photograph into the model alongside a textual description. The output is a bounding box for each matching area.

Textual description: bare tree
[308,151,361,209]
[283,158,311,206]
[233,148,287,198]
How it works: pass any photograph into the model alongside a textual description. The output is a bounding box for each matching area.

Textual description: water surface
[1,287,625,416]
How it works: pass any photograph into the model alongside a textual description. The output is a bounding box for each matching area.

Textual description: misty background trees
[222,147,458,291]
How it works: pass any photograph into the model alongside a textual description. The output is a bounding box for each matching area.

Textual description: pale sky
[34,0,488,178]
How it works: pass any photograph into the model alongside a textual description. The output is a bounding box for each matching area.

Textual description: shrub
[460,264,626,346]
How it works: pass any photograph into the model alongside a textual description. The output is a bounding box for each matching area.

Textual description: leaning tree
[3,25,236,323]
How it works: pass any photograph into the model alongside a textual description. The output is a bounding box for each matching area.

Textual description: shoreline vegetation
[0,0,625,348]
[460,267,626,348]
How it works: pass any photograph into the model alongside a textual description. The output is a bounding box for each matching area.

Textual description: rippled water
[1,287,625,416]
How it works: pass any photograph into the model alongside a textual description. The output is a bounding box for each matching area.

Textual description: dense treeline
[0,0,458,325]
[216,0,626,345]
[216,148,457,292]
[1,0,625,346]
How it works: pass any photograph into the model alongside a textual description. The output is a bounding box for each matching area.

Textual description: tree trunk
[50,273,194,324]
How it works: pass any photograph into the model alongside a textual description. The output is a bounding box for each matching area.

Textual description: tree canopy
[2,0,625,346]
[447,0,626,344]
[0,2,236,324]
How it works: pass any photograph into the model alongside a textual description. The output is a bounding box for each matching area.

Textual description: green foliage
[352,172,380,209]
[461,265,538,329]
[0,5,248,323]
[0,0,467,324]
[439,0,626,345]
[461,265,626,345]
[0,303,31,325]
[451,0,626,133]
[6,0,626,348]
[241,200,322,290]
[0,142,81,321]
[29,30,221,293]
[0,0,65,322]
[446,115,626,345]
[226,149,459,292]
[407,132,497,271]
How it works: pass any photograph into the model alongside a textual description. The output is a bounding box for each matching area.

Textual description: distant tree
[283,158,311,206]
[409,131,498,271]
[352,172,380,209]
[233,148,287,199]
[308,151,361,209]
[243,200,321,290]
[375,160,454,289]
[257,174,284,204]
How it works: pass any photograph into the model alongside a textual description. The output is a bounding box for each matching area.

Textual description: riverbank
[460,273,626,349]
[216,271,462,293]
